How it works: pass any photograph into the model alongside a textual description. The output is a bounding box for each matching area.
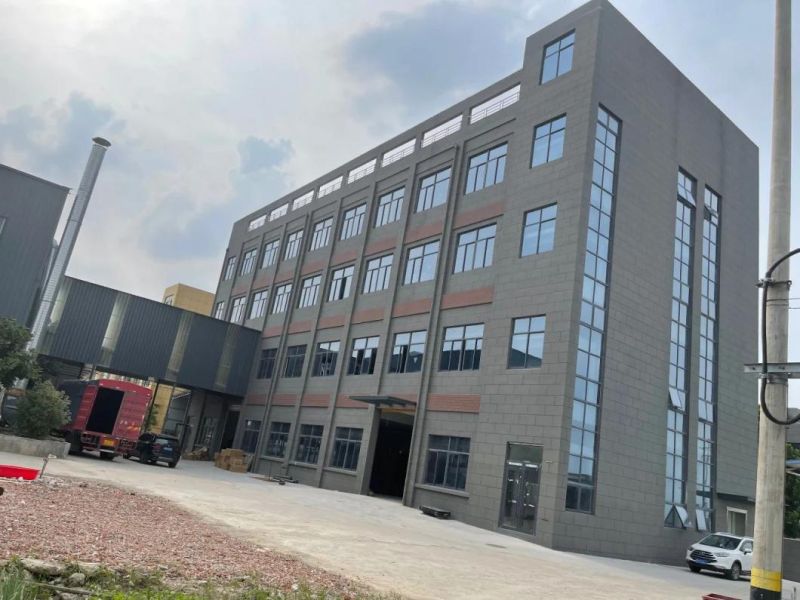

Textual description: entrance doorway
[219,410,240,451]
[369,412,413,498]
[499,443,543,535]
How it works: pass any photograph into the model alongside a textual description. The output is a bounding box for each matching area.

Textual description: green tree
[787,443,800,538]
[0,317,38,388]
[12,381,69,439]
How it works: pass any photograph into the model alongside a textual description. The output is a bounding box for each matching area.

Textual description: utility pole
[751,1,790,599]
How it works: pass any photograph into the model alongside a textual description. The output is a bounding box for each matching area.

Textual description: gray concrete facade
[0,164,69,326]
[216,0,758,564]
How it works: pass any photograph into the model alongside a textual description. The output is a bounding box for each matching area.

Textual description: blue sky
[1,0,798,402]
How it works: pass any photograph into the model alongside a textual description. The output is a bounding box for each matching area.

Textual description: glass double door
[500,443,542,535]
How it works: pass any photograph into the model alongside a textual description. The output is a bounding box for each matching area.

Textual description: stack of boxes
[214,448,248,473]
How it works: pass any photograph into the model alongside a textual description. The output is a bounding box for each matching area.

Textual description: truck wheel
[99,452,115,461]
[168,461,177,469]
[67,433,82,455]
[726,562,741,581]
[689,565,701,573]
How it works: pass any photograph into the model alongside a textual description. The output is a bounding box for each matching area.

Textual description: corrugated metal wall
[42,277,259,397]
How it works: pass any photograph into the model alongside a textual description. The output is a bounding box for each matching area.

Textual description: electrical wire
[760,247,800,425]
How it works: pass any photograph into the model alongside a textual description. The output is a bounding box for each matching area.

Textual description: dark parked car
[124,433,181,468]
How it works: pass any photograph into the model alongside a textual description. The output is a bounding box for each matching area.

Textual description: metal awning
[349,395,416,408]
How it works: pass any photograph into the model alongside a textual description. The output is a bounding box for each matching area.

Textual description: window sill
[414,483,470,499]
[323,466,358,477]
[289,461,318,469]
[260,455,284,463]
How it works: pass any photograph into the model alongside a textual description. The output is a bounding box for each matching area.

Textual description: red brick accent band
[272,393,297,406]
[393,298,433,317]
[453,200,506,230]
[351,307,385,324]
[427,394,481,413]
[330,247,360,266]
[365,236,398,256]
[288,320,313,334]
[405,220,444,244]
[318,314,346,330]
[302,394,330,407]
[441,286,494,310]
[262,325,282,338]
[301,260,325,276]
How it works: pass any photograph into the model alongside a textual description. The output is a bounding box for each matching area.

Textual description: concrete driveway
[2,450,797,600]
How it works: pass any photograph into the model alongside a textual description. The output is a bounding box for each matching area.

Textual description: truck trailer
[59,379,151,460]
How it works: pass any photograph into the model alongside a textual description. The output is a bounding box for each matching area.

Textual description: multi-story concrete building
[215,0,758,562]
[162,283,214,316]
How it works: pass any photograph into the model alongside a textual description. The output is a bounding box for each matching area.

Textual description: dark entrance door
[219,410,240,451]
[369,413,413,497]
[500,443,542,535]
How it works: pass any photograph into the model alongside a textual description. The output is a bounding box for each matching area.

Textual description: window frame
[330,427,363,470]
[284,230,304,260]
[403,240,440,285]
[240,247,258,276]
[348,336,380,375]
[540,30,575,84]
[213,301,225,320]
[388,330,427,374]
[531,115,567,167]
[262,239,280,268]
[240,419,261,453]
[264,421,290,457]
[508,315,546,369]
[249,289,269,320]
[465,143,508,194]
[424,434,471,491]
[229,296,247,323]
[363,254,393,294]
[295,424,324,464]
[328,265,355,302]
[439,323,484,372]
[340,203,367,240]
[309,217,333,251]
[312,340,340,377]
[256,348,277,379]
[453,223,496,273]
[223,256,237,280]
[375,188,405,227]
[520,204,558,257]
[298,274,322,309]
[283,344,307,378]
[415,166,452,213]
[272,283,293,314]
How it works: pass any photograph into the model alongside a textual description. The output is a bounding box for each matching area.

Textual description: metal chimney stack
[28,137,111,350]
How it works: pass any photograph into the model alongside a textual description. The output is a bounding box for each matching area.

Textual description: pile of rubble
[2,557,104,600]
[214,448,249,473]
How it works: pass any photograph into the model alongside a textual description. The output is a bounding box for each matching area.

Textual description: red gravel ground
[0,476,365,596]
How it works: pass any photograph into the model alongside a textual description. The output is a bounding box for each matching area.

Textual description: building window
[262,239,280,268]
[295,424,324,464]
[249,289,269,319]
[312,341,340,377]
[416,167,451,212]
[330,427,363,470]
[298,275,321,308]
[541,31,575,84]
[425,435,470,490]
[340,204,366,240]
[389,330,426,373]
[521,204,557,256]
[465,143,507,194]
[363,255,393,293]
[240,248,258,275]
[240,419,261,453]
[256,348,277,379]
[348,336,379,375]
[375,188,404,227]
[328,265,354,302]
[283,344,306,378]
[440,324,484,371]
[272,283,292,314]
[223,256,237,280]
[404,241,439,285]
[264,421,290,457]
[531,116,566,167]
[229,296,246,323]
[163,295,174,306]
[566,107,621,514]
[284,230,303,260]
[213,301,225,320]
[0,216,6,238]
[509,316,546,368]
[309,217,333,251]
[454,224,495,273]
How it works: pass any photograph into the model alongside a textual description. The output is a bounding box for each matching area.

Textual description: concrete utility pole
[751,2,790,599]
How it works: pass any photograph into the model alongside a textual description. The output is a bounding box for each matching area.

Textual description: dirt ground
[2,451,798,600]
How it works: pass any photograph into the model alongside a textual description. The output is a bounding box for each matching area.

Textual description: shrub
[12,381,70,439]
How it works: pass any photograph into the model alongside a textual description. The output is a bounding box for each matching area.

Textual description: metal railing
[382,140,416,167]
[469,88,521,124]
[347,159,377,183]
[422,118,462,148]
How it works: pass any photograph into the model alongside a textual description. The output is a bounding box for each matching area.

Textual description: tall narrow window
[348,336,379,375]
[240,248,258,276]
[295,424,323,464]
[465,143,507,194]
[264,421,290,457]
[328,265,354,302]
[375,188,404,227]
[312,341,340,376]
[454,224,495,273]
[0,216,7,238]
[272,283,292,314]
[284,230,303,260]
[440,324,484,371]
[249,289,269,319]
[404,241,439,285]
[566,107,620,514]
[363,255,393,293]
[256,348,277,379]
[416,167,451,212]
[240,420,261,453]
[283,344,307,378]
[229,296,246,323]
[541,31,575,84]
[508,316,546,368]
[341,204,366,240]
[665,170,696,529]
[696,187,720,532]
[262,239,280,268]
[330,427,363,470]
[521,205,557,256]
[298,275,321,308]
[425,435,470,490]
[223,256,237,280]
[389,330,426,373]
[213,301,226,320]
[309,217,333,251]
[531,116,566,167]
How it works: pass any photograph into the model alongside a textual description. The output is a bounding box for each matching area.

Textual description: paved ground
[2,451,798,600]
